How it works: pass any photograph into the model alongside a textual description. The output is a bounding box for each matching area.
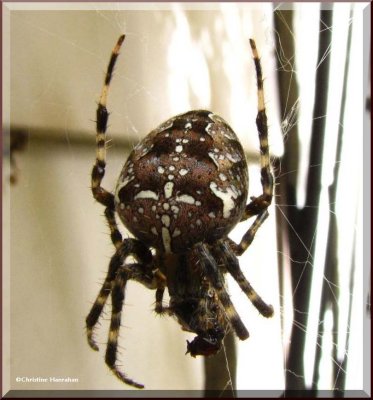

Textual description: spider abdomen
[115,110,248,253]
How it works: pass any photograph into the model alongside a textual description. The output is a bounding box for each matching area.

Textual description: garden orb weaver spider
[86,34,274,389]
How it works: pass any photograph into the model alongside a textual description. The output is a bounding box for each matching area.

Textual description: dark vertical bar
[272,11,300,391]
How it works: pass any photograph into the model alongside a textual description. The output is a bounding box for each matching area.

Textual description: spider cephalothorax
[86,35,274,389]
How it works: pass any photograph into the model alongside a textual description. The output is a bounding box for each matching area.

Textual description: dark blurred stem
[204,330,237,397]
[272,9,300,361]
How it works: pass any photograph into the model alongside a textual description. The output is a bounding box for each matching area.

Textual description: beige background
[3,3,284,394]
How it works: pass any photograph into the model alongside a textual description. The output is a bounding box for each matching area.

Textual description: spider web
[269,4,367,396]
[3,2,369,397]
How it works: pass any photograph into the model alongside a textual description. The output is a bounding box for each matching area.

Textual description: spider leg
[86,250,122,351]
[217,242,273,317]
[86,238,153,350]
[194,243,250,341]
[91,35,125,249]
[105,267,144,389]
[104,207,122,250]
[241,39,273,222]
[227,210,269,256]
[155,287,166,314]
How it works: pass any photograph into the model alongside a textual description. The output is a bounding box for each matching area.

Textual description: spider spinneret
[86,34,274,389]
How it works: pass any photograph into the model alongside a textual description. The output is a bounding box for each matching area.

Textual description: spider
[86,34,274,389]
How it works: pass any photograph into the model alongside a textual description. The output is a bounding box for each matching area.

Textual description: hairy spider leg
[217,242,273,317]
[91,34,125,250]
[230,39,274,257]
[227,211,269,256]
[86,238,153,351]
[86,251,121,351]
[195,243,250,341]
[106,267,144,389]
[241,39,273,222]
[155,287,168,314]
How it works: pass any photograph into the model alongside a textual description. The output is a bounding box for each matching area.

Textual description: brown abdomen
[114,110,248,253]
